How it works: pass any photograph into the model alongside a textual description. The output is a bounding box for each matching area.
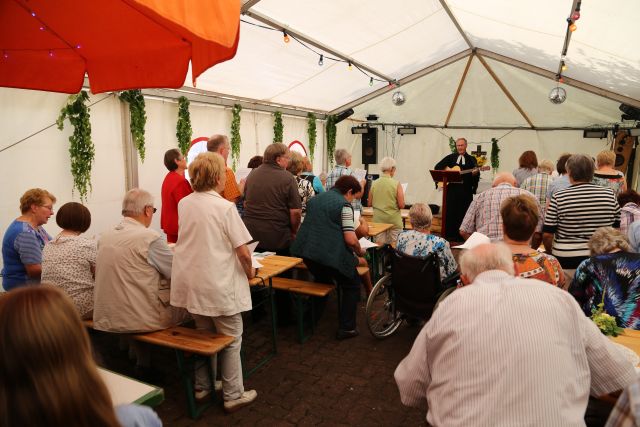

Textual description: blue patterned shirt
[396,230,458,279]
[326,164,362,212]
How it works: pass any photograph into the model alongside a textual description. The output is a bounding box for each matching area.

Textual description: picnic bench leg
[243,279,278,378]
[175,350,216,419]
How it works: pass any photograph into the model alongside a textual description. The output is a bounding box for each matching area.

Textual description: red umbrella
[0,0,240,93]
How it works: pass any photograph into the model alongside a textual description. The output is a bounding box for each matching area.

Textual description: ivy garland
[56,91,94,202]
[230,104,242,170]
[119,90,147,162]
[448,136,456,153]
[307,112,317,161]
[273,111,283,142]
[491,137,500,171]
[325,114,337,167]
[176,96,193,155]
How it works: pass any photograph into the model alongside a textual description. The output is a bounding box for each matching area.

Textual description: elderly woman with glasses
[569,227,640,329]
[2,188,56,291]
[171,152,257,412]
[396,203,458,281]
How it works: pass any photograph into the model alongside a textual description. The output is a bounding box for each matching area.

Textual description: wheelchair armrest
[442,272,461,288]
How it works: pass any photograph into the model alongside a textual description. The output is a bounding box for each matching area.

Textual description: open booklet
[358,237,378,249]
[247,241,264,268]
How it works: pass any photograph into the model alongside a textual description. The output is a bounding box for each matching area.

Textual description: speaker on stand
[612,130,636,175]
[362,127,378,165]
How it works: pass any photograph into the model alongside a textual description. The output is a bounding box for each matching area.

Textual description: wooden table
[246,254,302,376]
[99,367,164,407]
[361,207,441,234]
[367,222,394,238]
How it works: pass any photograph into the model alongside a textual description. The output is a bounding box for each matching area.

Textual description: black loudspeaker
[334,108,354,124]
[362,127,378,165]
[613,130,635,174]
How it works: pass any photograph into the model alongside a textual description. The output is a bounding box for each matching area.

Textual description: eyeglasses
[145,205,157,213]
[40,205,54,211]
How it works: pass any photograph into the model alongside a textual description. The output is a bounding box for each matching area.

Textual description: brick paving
[92,292,427,426]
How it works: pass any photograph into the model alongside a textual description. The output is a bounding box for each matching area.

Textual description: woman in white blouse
[41,202,96,319]
[170,152,257,413]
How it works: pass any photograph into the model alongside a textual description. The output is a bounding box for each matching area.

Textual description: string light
[30,11,36,17]
[318,54,323,66]
[2,51,7,59]
[561,61,567,71]
[75,44,81,49]
[369,77,373,86]
[48,50,53,57]
[39,26,45,31]
[569,23,577,32]
[572,11,580,20]
[348,61,352,71]
[282,30,290,43]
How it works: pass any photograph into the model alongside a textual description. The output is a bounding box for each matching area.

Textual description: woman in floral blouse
[396,203,457,280]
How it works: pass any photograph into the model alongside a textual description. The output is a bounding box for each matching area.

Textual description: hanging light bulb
[569,23,577,32]
[2,51,8,59]
[283,30,290,43]
[318,54,323,66]
[48,50,53,57]
[561,61,568,72]
[39,26,45,31]
[369,77,374,87]
[572,11,580,20]
[348,61,352,71]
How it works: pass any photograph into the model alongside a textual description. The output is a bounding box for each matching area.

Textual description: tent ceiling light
[366,114,378,121]
[629,128,640,137]
[318,54,323,66]
[583,129,608,138]
[351,126,369,134]
[397,126,416,135]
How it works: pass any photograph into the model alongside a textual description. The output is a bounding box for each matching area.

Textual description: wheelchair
[365,246,459,338]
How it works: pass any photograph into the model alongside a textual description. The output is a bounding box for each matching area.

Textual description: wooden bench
[295,261,369,276]
[84,321,233,419]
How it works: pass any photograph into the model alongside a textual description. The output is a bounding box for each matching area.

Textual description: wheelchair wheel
[365,274,403,338]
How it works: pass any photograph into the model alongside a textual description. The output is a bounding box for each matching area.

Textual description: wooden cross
[471,144,486,157]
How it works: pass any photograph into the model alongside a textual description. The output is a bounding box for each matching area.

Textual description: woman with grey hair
[368,156,405,244]
[569,227,640,329]
[396,203,457,280]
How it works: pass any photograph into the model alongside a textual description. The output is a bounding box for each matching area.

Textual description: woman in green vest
[368,157,405,244]
[291,175,365,340]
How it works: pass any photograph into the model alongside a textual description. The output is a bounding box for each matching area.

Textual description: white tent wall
[0,89,126,271]
[336,121,611,206]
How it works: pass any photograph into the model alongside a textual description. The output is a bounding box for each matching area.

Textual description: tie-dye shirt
[569,252,640,329]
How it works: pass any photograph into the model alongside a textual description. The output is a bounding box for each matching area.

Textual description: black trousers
[303,258,360,331]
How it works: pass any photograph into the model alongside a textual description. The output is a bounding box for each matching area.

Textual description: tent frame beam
[241,0,262,13]
[477,48,640,109]
[444,54,473,127]
[476,51,535,128]
[242,9,393,83]
[439,0,473,49]
[328,49,472,115]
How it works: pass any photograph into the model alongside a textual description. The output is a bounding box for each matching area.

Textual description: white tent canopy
[1,0,639,270]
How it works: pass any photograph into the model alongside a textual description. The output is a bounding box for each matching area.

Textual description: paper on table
[247,241,263,268]
[401,183,408,194]
[235,167,252,183]
[352,168,367,182]
[359,237,378,249]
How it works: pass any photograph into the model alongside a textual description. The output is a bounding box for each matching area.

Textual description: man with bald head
[459,172,543,247]
[395,243,635,426]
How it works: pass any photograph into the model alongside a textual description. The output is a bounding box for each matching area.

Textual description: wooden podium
[429,169,462,238]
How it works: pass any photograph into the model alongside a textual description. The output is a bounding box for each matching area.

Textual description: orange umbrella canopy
[0,0,240,94]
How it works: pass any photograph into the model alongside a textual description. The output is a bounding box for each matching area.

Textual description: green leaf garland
[273,111,283,143]
[176,96,193,155]
[491,137,500,171]
[448,136,456,154]
[230,104,242,170]
[326,114,337,167]
[119,89,147,162]
[307,112,317,161]
[56,91,94,202]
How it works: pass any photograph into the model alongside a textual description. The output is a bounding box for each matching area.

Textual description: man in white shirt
[395,243,635,427]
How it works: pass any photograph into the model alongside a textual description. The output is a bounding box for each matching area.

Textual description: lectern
[429,169,463,238]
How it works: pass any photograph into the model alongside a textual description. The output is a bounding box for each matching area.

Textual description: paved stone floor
[93,292,427,426]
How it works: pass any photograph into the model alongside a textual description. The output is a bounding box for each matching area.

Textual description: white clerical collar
[457,154,465,165]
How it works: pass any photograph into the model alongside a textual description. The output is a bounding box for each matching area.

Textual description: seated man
[94,188,187,334]
[395,243,635,426]
[459,172,543,247]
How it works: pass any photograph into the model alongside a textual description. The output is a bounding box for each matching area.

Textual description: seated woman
[368,156,404,244]
[170,152,257,411]
[42,202,96,319]
[0,285,161,427]
[396,203,457,281]
[292,175,365,340]
[287,151,315,215]
[500,195,565,287]
[618,189,640,234]
[570,227,640,329]
[2,188,56,291]
[593,150,626,196]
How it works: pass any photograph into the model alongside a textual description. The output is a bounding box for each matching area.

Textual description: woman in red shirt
[161,148,193,243]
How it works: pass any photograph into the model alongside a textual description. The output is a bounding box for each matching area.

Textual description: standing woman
[2,188,56,291]
[368,156,404,244]
[0,285,161,427]
[42,202,96,319]
[593,150,626,197]
[160,148,193,243]
[171,152,257,412]
[513,150,538,187]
